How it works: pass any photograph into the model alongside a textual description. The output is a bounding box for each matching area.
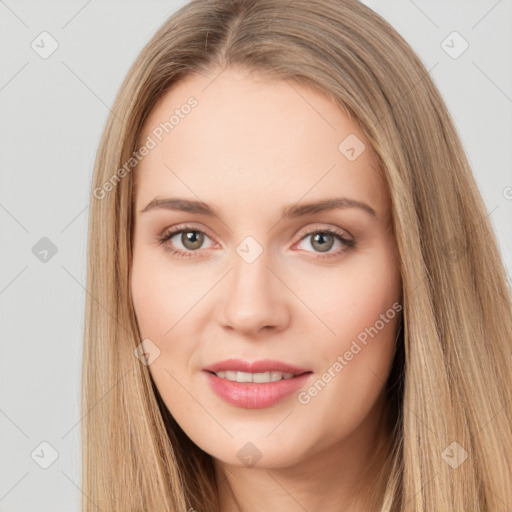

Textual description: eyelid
[296,223,353,240]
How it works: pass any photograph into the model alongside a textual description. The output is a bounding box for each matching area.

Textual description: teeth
[215,371,296,383]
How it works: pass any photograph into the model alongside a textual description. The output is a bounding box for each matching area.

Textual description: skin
[131,67,402,512]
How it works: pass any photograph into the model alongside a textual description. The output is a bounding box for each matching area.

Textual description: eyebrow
[140,197,377,219]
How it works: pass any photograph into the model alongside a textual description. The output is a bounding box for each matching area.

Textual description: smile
[212,370,298,383]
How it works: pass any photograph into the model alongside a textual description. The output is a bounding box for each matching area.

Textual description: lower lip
[204,371,312,409]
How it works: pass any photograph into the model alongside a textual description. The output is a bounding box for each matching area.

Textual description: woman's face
[131,67,402,472]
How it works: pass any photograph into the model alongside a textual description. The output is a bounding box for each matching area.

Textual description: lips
[202,358,311,376]
[204,370,313,409]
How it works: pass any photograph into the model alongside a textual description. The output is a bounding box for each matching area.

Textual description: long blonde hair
[83,0,512,510]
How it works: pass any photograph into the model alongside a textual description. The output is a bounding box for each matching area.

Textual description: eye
[157,225,214,259]
[157,225,356,260]
[294,227,356,259]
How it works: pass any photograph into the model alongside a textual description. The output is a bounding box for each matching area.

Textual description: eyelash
[157,224,356,260]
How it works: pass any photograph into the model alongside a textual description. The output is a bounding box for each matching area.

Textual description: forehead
[135,68,389,217]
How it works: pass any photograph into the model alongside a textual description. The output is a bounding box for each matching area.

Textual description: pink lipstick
[203,358,313,409]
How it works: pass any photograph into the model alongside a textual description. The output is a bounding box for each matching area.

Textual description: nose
[217,250,291,336]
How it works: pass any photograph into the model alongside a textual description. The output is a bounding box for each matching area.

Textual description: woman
[83,0,512,510]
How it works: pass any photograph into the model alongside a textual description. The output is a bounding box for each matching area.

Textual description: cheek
[130,242,190,339]
[130,245,204,376]
[130,253,193,411]
[298,244,401,407]
[295,244,401,347]
[130,254,159,337]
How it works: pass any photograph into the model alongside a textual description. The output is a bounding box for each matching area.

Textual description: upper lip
[203,358,312,375]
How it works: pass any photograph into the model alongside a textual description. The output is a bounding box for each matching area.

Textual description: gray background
[0,1,511,510]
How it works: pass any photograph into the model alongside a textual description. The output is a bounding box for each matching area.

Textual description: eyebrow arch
[282,198,377,219]
[140,197,377,219]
